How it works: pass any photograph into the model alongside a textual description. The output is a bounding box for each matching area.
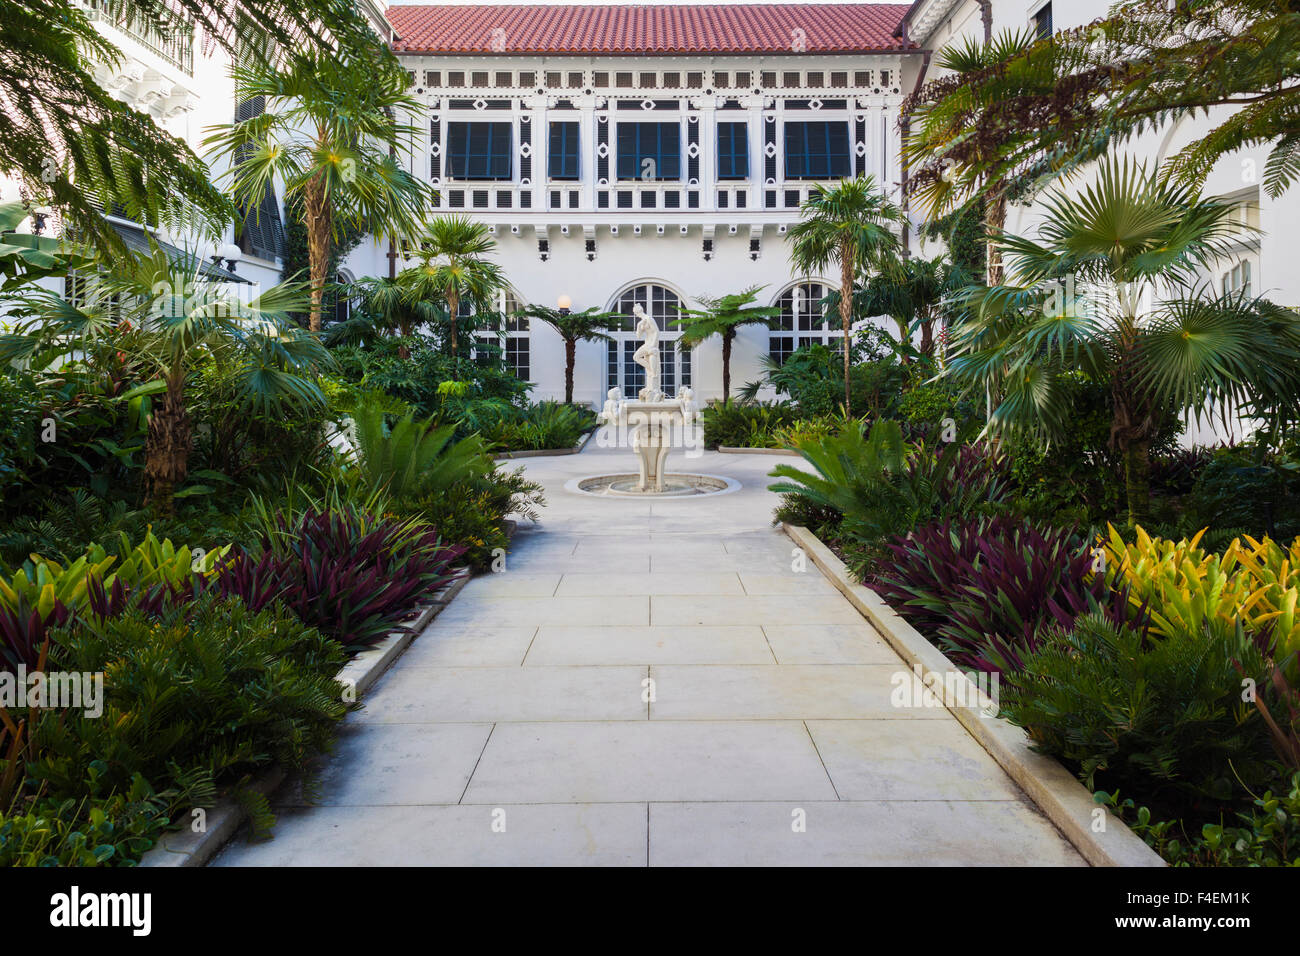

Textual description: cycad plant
[945,157,1300,525]
[205,50,431,332]
[401,216,504,359]
[348,395,492,499]
[787,176,904,414]
[519,305,617,404]
[673,286,781,403]
[0,245,329,510]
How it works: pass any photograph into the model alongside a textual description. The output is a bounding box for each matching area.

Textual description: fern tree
[903,1,1300,226]
[0,0,383,255]
[673,286,781,403]
[787,176,904,415]
[902,29,1055,284]
[519,306,617,404]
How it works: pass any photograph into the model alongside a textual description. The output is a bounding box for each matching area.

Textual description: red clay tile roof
[387,4,915,55]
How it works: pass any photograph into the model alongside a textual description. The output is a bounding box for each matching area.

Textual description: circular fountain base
[567,473,740,498]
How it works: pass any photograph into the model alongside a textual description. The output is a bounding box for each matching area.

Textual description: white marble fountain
[573,305,735,498]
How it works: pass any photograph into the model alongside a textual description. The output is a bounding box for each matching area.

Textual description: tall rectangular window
[1032,2,1053,40]
[783,121,851,180]
[717,122,749,180]
[447,121,513,180]
[616,122,680,180]
[548,121,580,180]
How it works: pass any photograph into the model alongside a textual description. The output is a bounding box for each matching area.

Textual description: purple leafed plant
[217,507,466,648]
[874,515,1125,674]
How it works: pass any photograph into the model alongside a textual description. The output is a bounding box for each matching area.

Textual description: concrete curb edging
[493,430,593,460]
[782,523,1166,868]
[717,445,798,456]
[139,572,472,868]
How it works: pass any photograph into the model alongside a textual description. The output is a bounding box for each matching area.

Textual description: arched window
[606,282,690,398]
[769,280,838,365]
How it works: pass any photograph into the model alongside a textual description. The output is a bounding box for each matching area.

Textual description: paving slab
[648,801,1084,866]
[524,625,775,665]
[214,803,647,867]
[363,665,649,723]
[463,721,839,803]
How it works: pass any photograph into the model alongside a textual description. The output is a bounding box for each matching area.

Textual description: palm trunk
[985,191,1006,286]
[303,174,331,333]
[1123,438,1151,529]
[447,287,459,358]
[722,331,733,404]
[144,371,190,513]
[564,338,576,404]
[840,237,854,415]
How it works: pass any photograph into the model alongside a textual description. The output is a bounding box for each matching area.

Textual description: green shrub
[400,465,545,571]
[476,402,596,452]
[1181,445,1300,541]
[348,395,493,499]
[1001,614,1275,813]
[1101,774,1300,866]
[700,400,798,448]
[25,595,348,832]
[0,776,172,867]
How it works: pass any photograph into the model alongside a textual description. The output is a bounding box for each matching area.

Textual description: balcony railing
[84,0,194,75]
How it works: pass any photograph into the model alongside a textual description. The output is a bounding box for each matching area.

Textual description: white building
[345,2,917,405]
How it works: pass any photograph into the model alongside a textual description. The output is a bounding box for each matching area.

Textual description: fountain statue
[575,306,728,497]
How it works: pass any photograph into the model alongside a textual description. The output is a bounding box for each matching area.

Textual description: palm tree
[204,51,431,332]
[355,275,439,339]
[787,175,904,414]
[853,253,972,360]
[520,305,617,404]
[946,157,1300,525]
[2,0,383,258]
[402,216,504,360]
[0,245,329,511]
[673,286,781,403]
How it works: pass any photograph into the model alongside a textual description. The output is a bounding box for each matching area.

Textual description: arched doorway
[606,281,691,398]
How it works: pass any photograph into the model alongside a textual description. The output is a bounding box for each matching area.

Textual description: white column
[697,98,717,211]
[531,96,547,212]
[579,95,598,210]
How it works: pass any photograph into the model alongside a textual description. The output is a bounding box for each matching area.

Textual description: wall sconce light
[210,241,242,273]
[557,294,572,315]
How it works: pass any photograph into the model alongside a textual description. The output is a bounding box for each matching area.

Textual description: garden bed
[783,523,1165,867]
[140,571,471,867]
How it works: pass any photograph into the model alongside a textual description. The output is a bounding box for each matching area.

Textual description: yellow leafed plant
[1104,525,1300,663]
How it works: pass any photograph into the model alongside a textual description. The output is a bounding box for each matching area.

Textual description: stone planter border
[716,445,798,456]
[493,430,593,460]
[782,523,1165,868]
[139,572,471,868]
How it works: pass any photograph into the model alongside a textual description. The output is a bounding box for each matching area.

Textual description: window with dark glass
[447,121,513,180]
[783,121,851,179]
[548,121,580,180]
[616,122,680,180]
[717,122,749,180]
[1032,2,1053,39]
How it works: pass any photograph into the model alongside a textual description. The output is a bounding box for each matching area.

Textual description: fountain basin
[566,473,740,498]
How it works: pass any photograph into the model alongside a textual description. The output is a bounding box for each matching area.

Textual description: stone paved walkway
[215,439,1083,866]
